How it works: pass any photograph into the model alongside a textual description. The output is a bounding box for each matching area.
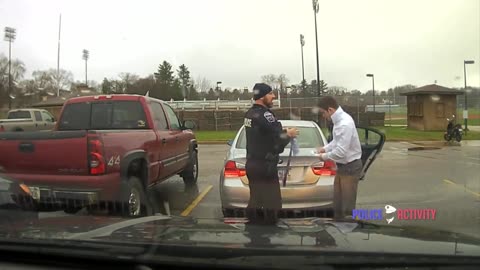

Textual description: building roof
[31,96,69,107]
[32,89,100,107]
[400,84,464,96]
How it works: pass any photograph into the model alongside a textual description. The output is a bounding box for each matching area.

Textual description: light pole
[4,27,16,110]
[216,81,222,91]
[366,74,375,112]
[312,0,320,98]
[463,60,475,132]
[82,49,89,86]
[56,14,62,97]
[300,34,306,95]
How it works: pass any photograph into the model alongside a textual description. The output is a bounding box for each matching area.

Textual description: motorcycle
[444,115,463,142]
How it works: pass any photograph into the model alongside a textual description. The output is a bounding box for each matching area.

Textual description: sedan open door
[356,127,386,181]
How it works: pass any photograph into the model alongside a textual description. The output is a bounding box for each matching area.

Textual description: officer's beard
[261,97,274,108]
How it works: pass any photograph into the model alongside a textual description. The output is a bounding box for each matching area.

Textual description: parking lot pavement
[38,142,480,238]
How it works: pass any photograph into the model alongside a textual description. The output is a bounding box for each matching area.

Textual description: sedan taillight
[224,161,246,178]
[312,160,336,176]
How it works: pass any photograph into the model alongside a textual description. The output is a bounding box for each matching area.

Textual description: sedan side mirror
[227,139,233,146]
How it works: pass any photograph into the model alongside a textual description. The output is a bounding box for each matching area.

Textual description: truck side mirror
[183,120,195,130]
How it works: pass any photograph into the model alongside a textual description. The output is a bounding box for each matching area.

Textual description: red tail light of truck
[88,134,106,175]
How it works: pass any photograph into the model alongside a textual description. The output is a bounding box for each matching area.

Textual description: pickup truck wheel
[120,176,152,217]
[182,150,198,185]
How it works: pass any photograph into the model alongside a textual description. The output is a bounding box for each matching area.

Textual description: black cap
[253,83,273,100]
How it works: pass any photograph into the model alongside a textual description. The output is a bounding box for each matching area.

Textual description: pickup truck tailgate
[0,131,88,175]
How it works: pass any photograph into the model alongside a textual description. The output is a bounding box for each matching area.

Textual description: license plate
[29,186,40,201]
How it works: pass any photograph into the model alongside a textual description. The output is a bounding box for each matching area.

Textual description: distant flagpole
[57,14,62,96]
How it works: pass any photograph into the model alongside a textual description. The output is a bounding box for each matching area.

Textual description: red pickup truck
[0,94,198,217]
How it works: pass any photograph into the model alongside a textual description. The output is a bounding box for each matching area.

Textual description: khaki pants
[334,159,362,219]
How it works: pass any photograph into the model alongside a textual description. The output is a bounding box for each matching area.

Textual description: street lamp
[463,60,475,131]
[366,74,375,112]
[4,27,16,110]
[312,0,321,98]
[216,81,222,91]
[82,49,89,86]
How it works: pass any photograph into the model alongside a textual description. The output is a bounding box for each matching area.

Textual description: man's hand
[317,147,326,154]
[286,128,299,138]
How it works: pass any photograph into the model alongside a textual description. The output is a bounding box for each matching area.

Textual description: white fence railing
[166,99,280,110]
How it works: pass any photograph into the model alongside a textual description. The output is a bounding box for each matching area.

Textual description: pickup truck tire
[182,150,198,185]
[119,176,152,217]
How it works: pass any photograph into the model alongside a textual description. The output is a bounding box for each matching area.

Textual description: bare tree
[261,74,277,88]
[31,69,73,94]
[327,86,348,96]
[31,70,53,89]
[117,73,140,93]
[0,54,26,86]
[194,76,212,93]
[51,69,74,92]
[119,72,139,85]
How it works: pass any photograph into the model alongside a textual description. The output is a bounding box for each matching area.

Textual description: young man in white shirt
[317,96,363,219]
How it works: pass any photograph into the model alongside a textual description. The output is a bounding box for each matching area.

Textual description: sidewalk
[407,140,480,147]
[468,126,480,132]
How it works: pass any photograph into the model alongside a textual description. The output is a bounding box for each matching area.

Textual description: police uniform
[244,83,290,224]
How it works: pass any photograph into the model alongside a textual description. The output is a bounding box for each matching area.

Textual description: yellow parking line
[443,179,480,197]
[443,179,456,185]
[180,185,213,216]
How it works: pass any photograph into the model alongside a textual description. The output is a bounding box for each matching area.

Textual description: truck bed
[0,130,89,175]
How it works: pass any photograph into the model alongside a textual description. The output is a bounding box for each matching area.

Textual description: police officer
[244,83,298,224]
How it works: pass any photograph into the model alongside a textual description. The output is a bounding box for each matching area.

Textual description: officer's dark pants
[245,160,282,225]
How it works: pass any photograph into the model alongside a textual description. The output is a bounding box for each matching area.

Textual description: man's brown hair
[317,96,339,111]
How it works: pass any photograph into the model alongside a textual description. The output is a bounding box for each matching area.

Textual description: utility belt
[247,152,279,176]
[247,152,278,162]
[336,159,361,168]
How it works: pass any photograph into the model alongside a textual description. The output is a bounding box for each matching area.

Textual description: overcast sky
[1,0,479,92]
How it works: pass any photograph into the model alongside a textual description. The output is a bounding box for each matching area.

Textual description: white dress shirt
[321,106,362,164]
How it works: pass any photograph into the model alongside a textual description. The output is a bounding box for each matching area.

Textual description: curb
[198,141,229,145]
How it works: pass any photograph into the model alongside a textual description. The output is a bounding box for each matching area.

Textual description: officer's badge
[264,111,275,123]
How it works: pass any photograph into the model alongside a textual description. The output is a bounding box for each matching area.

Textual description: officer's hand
[286,128,299,138]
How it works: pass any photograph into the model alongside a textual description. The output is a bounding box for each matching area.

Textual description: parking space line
[443,179,480,198]
[180,185,213,216]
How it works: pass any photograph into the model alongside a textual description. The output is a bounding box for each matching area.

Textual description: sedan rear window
[236,126,325,149]
[58,101,148,130]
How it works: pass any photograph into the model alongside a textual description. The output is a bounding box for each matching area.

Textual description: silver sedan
[220,120,335,217]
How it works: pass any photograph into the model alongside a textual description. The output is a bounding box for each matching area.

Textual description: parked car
[0,94,198,217]
[220,120,385,218]
[0,108,56,132]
